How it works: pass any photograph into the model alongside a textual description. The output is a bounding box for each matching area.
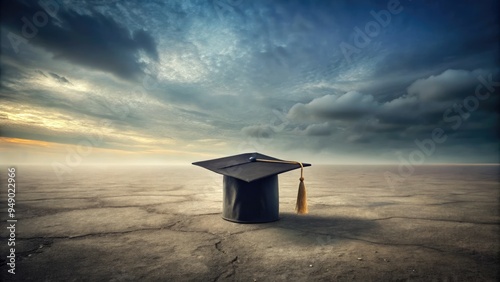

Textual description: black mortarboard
[193,152,311,223]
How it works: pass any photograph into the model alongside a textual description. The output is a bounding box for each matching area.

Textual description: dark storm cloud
[0,0,159,80]
[290,69,498,121]
[288,91,378,121]
[288,69,499,142]
[48,72,70,84]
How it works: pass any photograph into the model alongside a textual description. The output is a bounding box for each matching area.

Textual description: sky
[0,0,499,165]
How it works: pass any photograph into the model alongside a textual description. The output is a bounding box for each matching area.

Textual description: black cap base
[222,175,280,223]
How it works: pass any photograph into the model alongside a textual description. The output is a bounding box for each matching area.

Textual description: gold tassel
[295,175,308,214]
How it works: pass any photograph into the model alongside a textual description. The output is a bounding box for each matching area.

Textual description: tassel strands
[295,163,308,214]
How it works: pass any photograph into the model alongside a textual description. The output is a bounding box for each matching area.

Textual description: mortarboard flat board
[193,152,311,223]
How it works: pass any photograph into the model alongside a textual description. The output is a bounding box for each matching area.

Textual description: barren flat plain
[0,164,498,281]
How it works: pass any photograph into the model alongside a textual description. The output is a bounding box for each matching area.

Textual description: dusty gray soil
[0,165,498,281]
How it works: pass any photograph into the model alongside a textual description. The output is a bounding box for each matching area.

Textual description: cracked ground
[0,164,498,281]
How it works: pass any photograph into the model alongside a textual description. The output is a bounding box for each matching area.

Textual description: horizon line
[2,162,499,166]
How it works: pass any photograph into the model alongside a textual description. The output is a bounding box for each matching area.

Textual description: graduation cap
[193,152,311,223]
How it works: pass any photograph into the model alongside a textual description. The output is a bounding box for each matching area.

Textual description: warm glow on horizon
[1,137,55,148]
